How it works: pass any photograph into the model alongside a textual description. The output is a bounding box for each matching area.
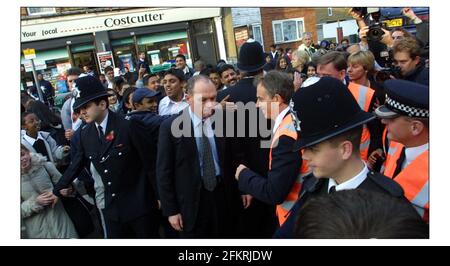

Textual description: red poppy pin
[106,130,115,141]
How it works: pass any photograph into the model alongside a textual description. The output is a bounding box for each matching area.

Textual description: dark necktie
[201,123,217,192]
[33,138,50,161]
[392,147,406,178]
[329,186,336,194]
[97,125,105,143]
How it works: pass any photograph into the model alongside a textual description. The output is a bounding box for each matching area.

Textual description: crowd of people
[20,8,429,239]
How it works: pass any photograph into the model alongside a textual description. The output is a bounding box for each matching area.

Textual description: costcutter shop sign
[21,8,221,42]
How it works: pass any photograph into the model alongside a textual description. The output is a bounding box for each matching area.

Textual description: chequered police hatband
[385,95,429,118]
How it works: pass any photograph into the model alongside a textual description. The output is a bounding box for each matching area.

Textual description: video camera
[352,7,387,42]
[374,65,401,83]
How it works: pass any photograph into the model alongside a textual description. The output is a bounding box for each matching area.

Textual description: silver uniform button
[102,157,105,161]
[89,156,92,159]
[112,193,116,197]
[118,152,122,156]
[104,169,108,173]
[108,182,111,186]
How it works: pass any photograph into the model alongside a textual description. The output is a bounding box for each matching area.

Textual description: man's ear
[411,120,425,136]
[339,69,347,81]
[340,140,354,160]
[413,55,421,65]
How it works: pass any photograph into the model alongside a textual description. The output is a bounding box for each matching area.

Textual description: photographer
[392,37,429,85]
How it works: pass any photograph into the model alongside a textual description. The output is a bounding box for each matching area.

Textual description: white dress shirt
[328,162,369,193]
[272,107,290,134]
[403,143,429,169]
[158,94,189,116]
[23,131,45,146]
[189,107,221,176]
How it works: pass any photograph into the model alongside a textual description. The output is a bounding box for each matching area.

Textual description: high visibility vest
[348,82,375,161]
[383,141,429,222]
[269,113,310,225]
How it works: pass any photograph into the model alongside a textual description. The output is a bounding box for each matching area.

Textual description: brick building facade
[260,7,317,52]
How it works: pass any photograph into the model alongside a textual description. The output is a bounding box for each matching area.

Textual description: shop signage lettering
[42,28,58,36]
[104,13,164,27]
[21,8,221,42]
[22,28,58,38]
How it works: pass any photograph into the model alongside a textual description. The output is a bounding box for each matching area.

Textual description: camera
[367,22,387,42]
[374,66,401,83]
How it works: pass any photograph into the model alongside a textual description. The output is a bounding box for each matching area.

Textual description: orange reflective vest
[269,113,310,225]
[383,141,429,222]
[348,82,375,161]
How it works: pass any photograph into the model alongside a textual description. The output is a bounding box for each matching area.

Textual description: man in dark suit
[157,75,233,238]
[53,76,159,238]
[217,40,278,238]
[274,77,423,238]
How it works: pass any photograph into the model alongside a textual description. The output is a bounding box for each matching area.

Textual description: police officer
[375,79,429,222]
[53,76,159,238]
[274,77,421,238]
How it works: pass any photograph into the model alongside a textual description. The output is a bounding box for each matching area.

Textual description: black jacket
[53,110,158,222]
[125,111,170,144]
[216,77,271,176]
[403,60,429,86]
[156,109,230,232]
[238,113,302,206]
[273,171,405,238]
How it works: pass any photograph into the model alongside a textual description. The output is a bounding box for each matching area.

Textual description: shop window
[27,7,56,16]
[252,24,264,50]
[137,31,190,71]
[272,18,305,44]
[111,38,137,73]
[20,48,71,93]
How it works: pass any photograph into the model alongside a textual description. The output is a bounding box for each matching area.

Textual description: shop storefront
[21,7,226,91]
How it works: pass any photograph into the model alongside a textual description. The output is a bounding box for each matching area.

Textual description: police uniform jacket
[53,110,158,223]
[273,171,406,238]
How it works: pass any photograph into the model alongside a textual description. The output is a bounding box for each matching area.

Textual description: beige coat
[21,153,78,238]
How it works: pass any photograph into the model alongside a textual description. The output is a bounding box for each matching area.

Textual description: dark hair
[91,96,110,108]
[114,76,126,86]
[121,87,136,112]
[26,100,62,129]
[67,67,83,76]
[306,61,317,69]
[253,70,294,103]
[104,66,114,74]
[175,54,186,61]
[21,111,35,125]
[316,51,347,71]
[325,125,363,154]
[143,73,159,86]
[275,56,289,70]
[199,67,212,76]
[164,68,186,82]
[295,189,429,239]
[270,44,276,49]
[218,64,235,77]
